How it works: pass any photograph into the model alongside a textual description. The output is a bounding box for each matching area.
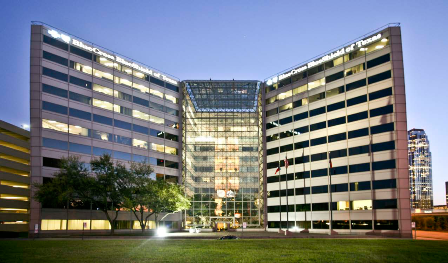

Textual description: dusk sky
[0,0,446,204]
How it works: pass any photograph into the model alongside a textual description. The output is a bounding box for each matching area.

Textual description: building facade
[28,22,411,237]
[263,25,411,237]
[408,129,433,209]
[0,120,30,236]
[446,182,448,206]
[30,23,182,234]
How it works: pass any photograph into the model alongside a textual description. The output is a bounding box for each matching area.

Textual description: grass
[0,239,447,262]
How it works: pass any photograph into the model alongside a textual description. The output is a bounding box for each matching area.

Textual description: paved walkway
[413,230,448,240]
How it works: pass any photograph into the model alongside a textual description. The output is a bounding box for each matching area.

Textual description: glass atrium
[182,80,263,229]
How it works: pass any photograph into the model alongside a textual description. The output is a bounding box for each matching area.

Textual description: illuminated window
[277,90,292,101]
[344,63,365,77]
[133,82,149,93]
[350,200,372,210]
[149,115,164,125]
[293,84,307,95]
[114,76,132,87]
[165,146,178,155]
[308,78,325,90]
[151,143,164,153]
[0,194,28,201]
[133,110,150,121]
[150,89,164,99]
[42,119,68,132]
[93,98,114,111]
[70,61,92,75]
[133,138,148,149]
[165,94,178,104]
[93,84,113,96]
[93,68,113,81]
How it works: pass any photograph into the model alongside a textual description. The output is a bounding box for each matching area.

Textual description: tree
[120,162,157,232]
[150,180,190,228]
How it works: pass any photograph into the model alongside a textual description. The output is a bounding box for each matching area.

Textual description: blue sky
[0,0,447,204]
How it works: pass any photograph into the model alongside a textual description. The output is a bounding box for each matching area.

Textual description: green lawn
[0,239,447,262]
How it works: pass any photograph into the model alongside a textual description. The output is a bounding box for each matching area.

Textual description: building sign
[266,33,383,85]
[47,29,178,86]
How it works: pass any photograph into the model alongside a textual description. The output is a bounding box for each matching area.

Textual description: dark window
[114,135,132,146]
[328,116,346,127]
[295,126,309,134]
[369,87,392,101]
[294,155,309,164]
[70,45,92,60]
[347,95,367,107]
[150,77,165,87]
[332,166,348,175]
[368,70,391,85]
[310,121,326,132]
[43,67,68,82]
[280,130,293,139]
[266,108,278,117]
[43,35,68,51]
[373,199,397,209]
[370,123,394,135]
[267,161,279,170]
[291,71,307,83]
[310,106,326,117]
[311,168,327,178]
[133,124,149,135]
[371,141,395,152]
[349,145,370,156]
[150,129,165,139]
[266,122,278,130]
[267,147,279,156]
[331,183,348,193]
[295,187,310,196]
[311,136,326,146]
[114,151,131,161]
[333,221,350,229]
[348,128,369,139]
[42,101,67,115]
[294,140,309,150]
[70,76,92,89]
[311,152,327,162]
[294,112,308,121]
[328,132,346,143]
[367,54,390,69]
[265,85,276,93]
[280,158,293,167]
[69,91,91,105]
[370,105,393,118]
[166,83,179,93]
[157,159,165,167]
[374,220,398,230]
[116,91,132,102]
[114,119,132,130]
[348,111,368,123]
[278,77,291,88]
[93,114,113,126]
[329,149,347,159]
[280,144,293,153]
[312,185,328,194]
[372,159,396,170]
[42,84,68,98]
[350,181,371,191]
[279,116,293,125]
[293,99,302,108]
[345,79,366,92]
[351,220,372,230]
[43,51,68,66]
[312,203,328,211]
[327,101,345,112]
[165,133,178,142]
[325,71,344,83]
[43,157,61,168]
[313,220,330,229]
[92,147,112,156]
[165,160,179,169]
[295,171,310,179]
[69,142,91,154]
[266,133,279,142]
[133,96,149,107]
[43,137,68,151]
[349,163,370,173]
[92,130,112,141]
[69,108,91,120]
[115,105,132,116]
[373,179,396,190]
[307,65,324,76]
[166,107,179,117]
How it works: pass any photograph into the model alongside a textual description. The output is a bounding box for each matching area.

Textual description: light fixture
[375,45,384,49]
[381,38,388,42]
[156,227,167,237]
[360,48,367,51]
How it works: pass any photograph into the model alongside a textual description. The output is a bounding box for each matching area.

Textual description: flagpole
[329,158,333,235]
[303,149,308,231]
[278,159,282,231]
[285,154,289,231]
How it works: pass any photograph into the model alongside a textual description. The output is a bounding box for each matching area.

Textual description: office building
[408,129,433,209]
[446,181,447,206]
[0,120,30,236]
[29,22,411,237]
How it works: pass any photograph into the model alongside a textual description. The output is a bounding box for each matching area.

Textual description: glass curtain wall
[182,81,262,229]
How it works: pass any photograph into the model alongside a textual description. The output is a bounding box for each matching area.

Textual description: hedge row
[412,215,448,231]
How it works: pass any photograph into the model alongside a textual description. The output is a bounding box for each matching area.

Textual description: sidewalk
[413,230,448,241]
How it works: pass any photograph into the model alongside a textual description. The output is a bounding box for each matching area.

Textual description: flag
[329,157,333,169]
[275,166,281,174]
[285,157,289,169]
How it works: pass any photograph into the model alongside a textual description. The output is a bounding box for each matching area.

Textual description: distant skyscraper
[446,182,448,206]
[408,129,433,209]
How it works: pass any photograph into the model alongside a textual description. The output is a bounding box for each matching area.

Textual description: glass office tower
[408,129,433,209]
[182,81,263,229]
